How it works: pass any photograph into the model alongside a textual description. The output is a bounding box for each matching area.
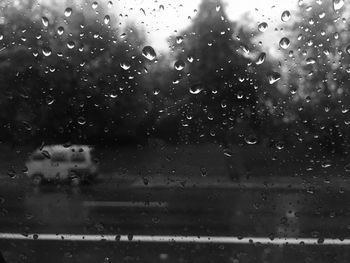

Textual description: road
[1,174,350,262]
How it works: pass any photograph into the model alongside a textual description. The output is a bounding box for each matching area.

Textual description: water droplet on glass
[333,0,344,12]
[200,167,207,177]
[306,57,316,64]
[346,45,350,54]
[77,117,86,125]
[216,5,221,12]
[174,60,185,71]
[189,84,202,95]
[318,11,326,18]
[104,15,110,24]
[107,1,113,8]
[153,88,160,95]
[140,8,146,16]
[42,16,49,27]
[281,10,291,22]
[7,169,16,179]
[64,7,72,17]
[176,36,183,44]
[267,72,281,84]
[57,26,64,35]
[120,62,131,70]
[240,44,249,54]
[345,163,350,172]
[279,37,290,49]
[256,52,266,65]
[258,22,268,32]
[187,55,194,63]
[46,96,55,105]
[244,135,258,145]
[42,47,52,57]
[142,46,156,61]
[275,141,285,150]
[92,1,98,9]
[67,41,75,49]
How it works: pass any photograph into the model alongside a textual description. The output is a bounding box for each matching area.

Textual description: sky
[114,0,297,51]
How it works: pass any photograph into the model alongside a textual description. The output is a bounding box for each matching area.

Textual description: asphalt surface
[1,174,350,262]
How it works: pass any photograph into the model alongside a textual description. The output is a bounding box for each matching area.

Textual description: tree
[157,0,271,145]
[281,0,350,154]
[0,0,151,145]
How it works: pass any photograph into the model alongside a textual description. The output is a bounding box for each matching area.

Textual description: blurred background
[0,0,349,173]
[1,1,350,262]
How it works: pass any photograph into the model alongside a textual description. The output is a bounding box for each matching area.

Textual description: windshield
[1,0,350,262]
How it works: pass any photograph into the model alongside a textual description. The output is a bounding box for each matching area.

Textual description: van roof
[35,144,93,153]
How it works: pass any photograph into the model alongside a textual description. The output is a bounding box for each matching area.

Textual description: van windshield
[71,153,86,163]
[51,152,68,162]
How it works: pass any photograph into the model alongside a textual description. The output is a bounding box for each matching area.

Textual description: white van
[26,145,98,185]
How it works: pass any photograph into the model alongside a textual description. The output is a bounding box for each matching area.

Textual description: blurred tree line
[0,0,349,155]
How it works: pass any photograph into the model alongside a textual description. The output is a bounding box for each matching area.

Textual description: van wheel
[71,177,81,186]
[32,174,43,185]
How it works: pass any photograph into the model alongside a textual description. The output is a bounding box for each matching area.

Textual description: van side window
[71,153,86,163]
[31,152,45,161]
[51,152,68,162]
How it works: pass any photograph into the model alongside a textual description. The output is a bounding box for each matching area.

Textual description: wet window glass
[1,0,350,262]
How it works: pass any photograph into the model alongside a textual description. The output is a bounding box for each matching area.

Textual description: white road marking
[83,201,168,208]
[0,233,348,245]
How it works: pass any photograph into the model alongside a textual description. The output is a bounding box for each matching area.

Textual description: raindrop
[7,169,16,179]
[200,167,207,177]
[92,1,98,9]
[256,52,266,65]
[159,5,164,11]
[104,15,110,24]
[67,41,75,49]
[42,16,49,27]
[174,60,185,71]
[306,57,316,64]
[281,10,291,22]
[189,84,202,95]
[153,88,160,95]
[345,163,350,172]
[319,12,326,18]
[279,37,290,49]
[64,7,72,17]
[187,55,194,63]
[321,161,332,168]
[275,141,285,150]
[267,72,281,84]
[244,135,258,145]
[142,46,156,61]
[42,47,52,57]
[140,8,146,16]
[77,116,86,125]
[346,45,350,54]
[240,44,250,54]
[258,22,268,32]
[333,0,344,12]
[120,62,131,70]
[46,96,55,105]
[57,26,64,35]
[216,5,221,12]
[176,36,184,44]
